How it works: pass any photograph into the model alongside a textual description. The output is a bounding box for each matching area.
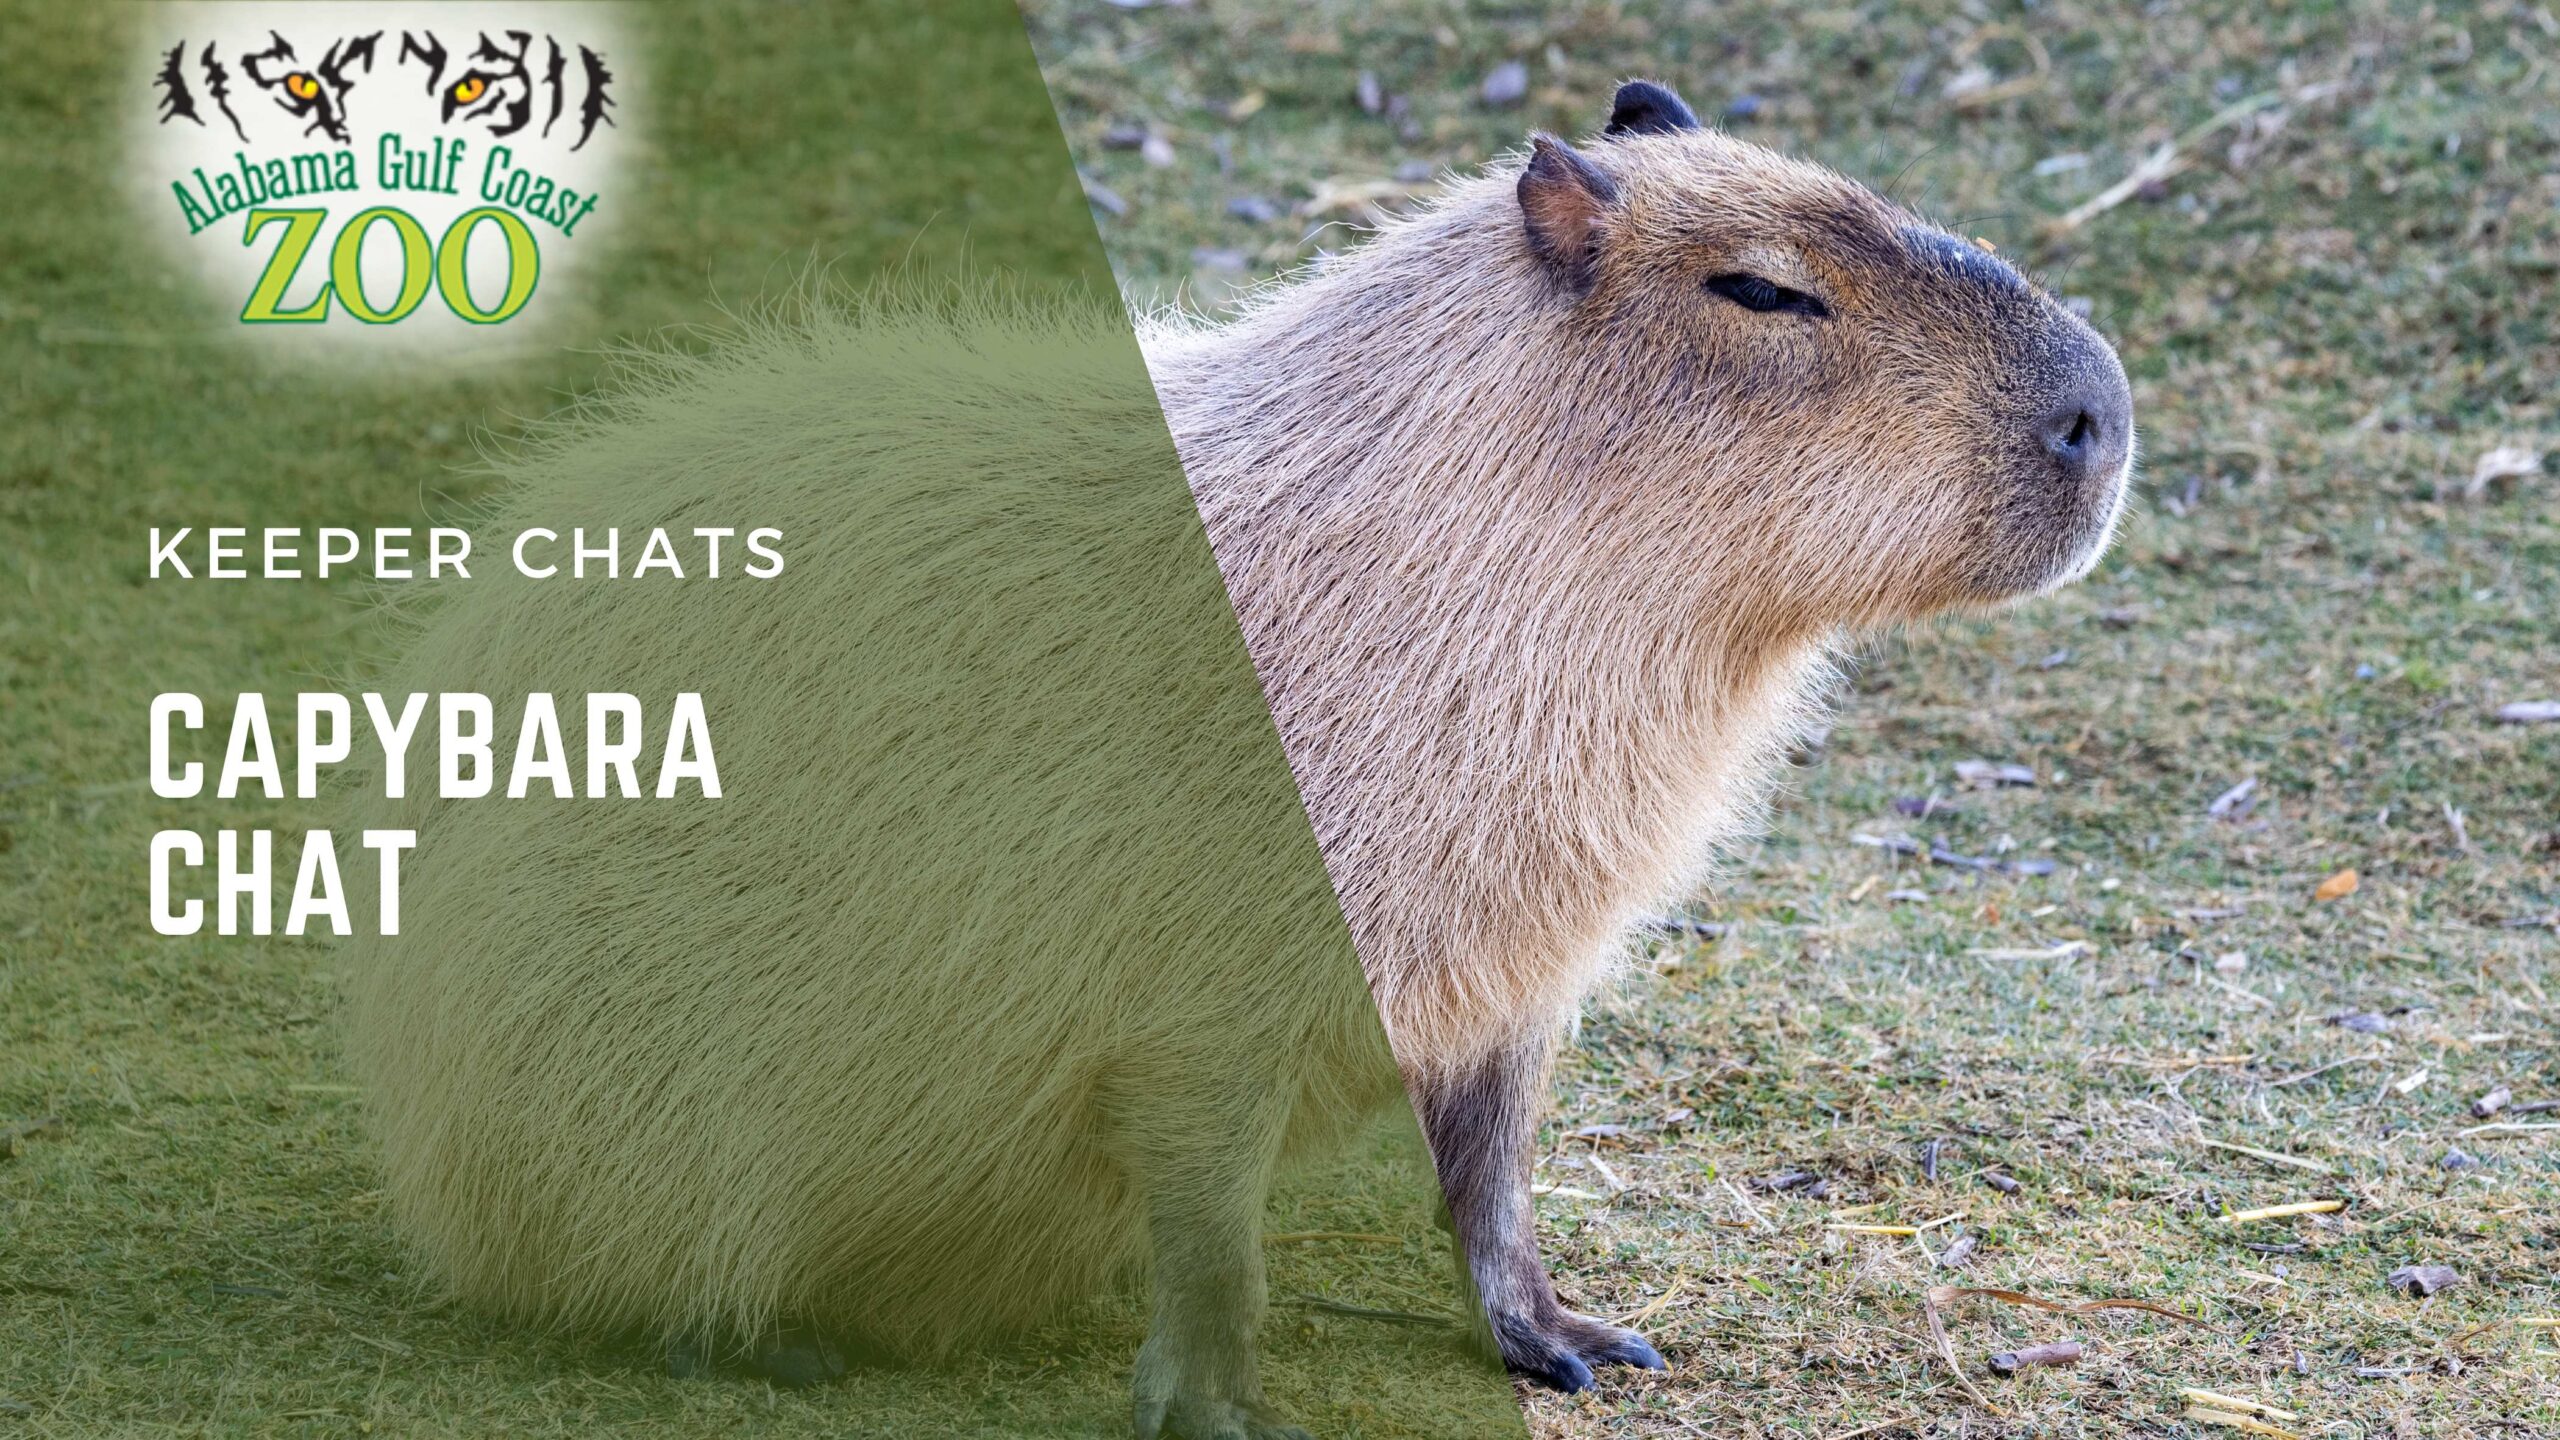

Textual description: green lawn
[1028,0,2557,1435]
[1,3,1509,1436]
[5,1,2555,1438]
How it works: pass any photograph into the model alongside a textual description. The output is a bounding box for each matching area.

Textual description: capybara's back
[344,292,1395,1356]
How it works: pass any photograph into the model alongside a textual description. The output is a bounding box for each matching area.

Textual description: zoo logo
[151,18,620,328]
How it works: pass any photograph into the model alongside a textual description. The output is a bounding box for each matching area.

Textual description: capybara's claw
[1132,1330,1315,1440]
[1579,1323,1667,1372]
[1494,1311,1666,1392]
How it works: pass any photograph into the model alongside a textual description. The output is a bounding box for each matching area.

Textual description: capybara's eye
[1704,273,1829,319]
[452,77,487,105]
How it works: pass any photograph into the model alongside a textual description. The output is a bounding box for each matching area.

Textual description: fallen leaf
[2207,776,2258,819]
[1988,1339,2082,1374]
[1941,63,1995,101]
[2312,868,2358,902]
[1479,61,1529,108]
[1923,1283,2210,1414]
[2386,1263,2461,1297]
[1079,173,1129,218]
[1967,941,2092,961]
[2462,444,2541,500]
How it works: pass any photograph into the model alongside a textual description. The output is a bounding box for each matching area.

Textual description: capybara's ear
[1518,133,1619,291]
[1604,80,1701,137]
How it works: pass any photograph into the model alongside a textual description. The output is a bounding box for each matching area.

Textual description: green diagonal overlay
[343,3,1530,1437]
[0,0,1529,1436]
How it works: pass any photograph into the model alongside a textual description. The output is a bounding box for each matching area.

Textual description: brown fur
[1144,89,2130,1386]
[1152,121,2128,1077]
[343,83,2132,1431]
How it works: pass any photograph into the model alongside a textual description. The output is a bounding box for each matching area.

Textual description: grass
[1,2,1514,1436]
[1025,0,2559,1435]
[3,0,2553,1437]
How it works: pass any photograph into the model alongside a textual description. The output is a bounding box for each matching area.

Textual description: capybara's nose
[2038,379,2129,486]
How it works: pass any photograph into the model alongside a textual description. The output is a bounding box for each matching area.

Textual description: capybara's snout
[2032,324,2133,498]
[1986,306,2136,596]
[1892,221,2136,599]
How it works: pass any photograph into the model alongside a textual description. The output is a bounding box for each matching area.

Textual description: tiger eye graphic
[451,76,486,105]
[286,72,319,100]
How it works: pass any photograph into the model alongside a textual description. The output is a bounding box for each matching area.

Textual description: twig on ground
[2266,1055,2389,1088]
[1288,1294,1452,1328]
[2182,1389,2298,1422]
[2201,1138,2333,1174]
[1611,1273,1687,1331]
[1720,1176,1776,1233]
[2226,1199,2345,1223]
[2186,1405,2306,1439]
[2044,87,2296,238]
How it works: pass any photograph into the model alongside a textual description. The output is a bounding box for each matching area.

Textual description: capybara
[345,80,2132,1439]
[1148,79,2132,1395]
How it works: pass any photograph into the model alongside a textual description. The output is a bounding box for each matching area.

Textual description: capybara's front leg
[1418,1033,1666,1392]
[1109,1064,1314,1440]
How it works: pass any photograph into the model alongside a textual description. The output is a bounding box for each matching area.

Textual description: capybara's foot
[1130,1334,1313,1440]
[661,1321,847,1389]
[1490,1309,1665,1393]
[1133,1393,1314,1440]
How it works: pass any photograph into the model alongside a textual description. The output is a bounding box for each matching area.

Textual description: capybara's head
[1514,81,2134,623]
